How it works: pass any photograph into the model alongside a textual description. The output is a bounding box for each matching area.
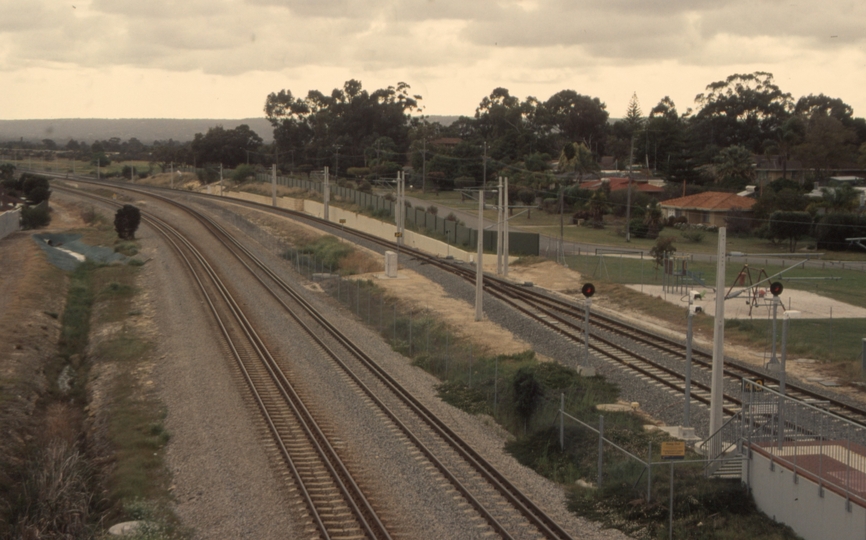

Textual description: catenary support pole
[502,176,511,277]
[475,189,484,322]
[709,227,727,440]
[323,166,330,221]
[271,164,276,206]
[685,304,694,427]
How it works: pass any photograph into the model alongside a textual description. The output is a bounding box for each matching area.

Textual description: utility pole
[334,145,342,181]
[323,166,330,221]
[219,164,223,196]
[497,176,503,275]
[502,176,510,277]
[271,164,277,207]
[625,133,634,242]
[560,184,567,261]
[396,171,405,245]
[422,138,427,193]
[170,162,173,189]
[475,189,484,321]
[482,141,488,188]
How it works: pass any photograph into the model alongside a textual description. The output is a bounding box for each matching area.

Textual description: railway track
[124,198,388,539]
[52,174,866,430]
[55,183,575,539]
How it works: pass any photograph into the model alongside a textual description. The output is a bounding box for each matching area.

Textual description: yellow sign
[339,219,346,224]
[661,441,685,460]
[395,232,403,238]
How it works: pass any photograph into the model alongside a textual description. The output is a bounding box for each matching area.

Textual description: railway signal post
[581,283,595,370]
[684,291,701,428]
[768,281,784,366]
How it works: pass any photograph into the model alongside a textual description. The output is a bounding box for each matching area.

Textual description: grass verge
[312,260,799,539]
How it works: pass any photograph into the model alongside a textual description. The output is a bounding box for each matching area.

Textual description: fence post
[559,393,564,450]
[598,415,604,488]
[861,338,866,376]
[647,442,652,502]
[494,358,499,418]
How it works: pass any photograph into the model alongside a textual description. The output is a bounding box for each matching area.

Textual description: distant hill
[0,115,463,145]
[0,118,275,145]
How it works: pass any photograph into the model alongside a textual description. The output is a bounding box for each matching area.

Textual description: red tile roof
[579,177,664,193]
[660,191,756,211]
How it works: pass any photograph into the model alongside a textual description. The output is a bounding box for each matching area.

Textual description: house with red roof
[660,191,756,227]
[579,177,665,197]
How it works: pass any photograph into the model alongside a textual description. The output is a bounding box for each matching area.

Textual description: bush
[680,229,705,243]
[231,164,256,183]
[628,218,649,238]
[21,174,51,203]
[649,236,676,268]
[21,203,51,229]
[196,168,219,184]
[427,205,438,216]
[114,205,141,240]
[454,176,476,190]
[815,213,866,250]
[357,180,372,193]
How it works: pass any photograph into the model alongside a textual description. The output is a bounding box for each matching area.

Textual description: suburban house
[579,177,665,197]
[660,191,756,226]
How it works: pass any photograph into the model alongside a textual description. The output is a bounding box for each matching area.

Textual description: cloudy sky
[2,0,865,121]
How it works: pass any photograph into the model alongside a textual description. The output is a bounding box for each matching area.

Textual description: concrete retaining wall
[746,450,866,540]
[0,209,20,240]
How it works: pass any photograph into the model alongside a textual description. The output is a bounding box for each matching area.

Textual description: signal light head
[581,283,596,298]
[770,282,784,297]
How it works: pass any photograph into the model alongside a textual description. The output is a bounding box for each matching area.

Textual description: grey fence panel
[509,231,540,256]
[456,224,472,247]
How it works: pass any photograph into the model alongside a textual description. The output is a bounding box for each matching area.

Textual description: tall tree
[191,125,263,169]
[692,72,793,155]
[794,114,857,181]
[542,90,609,155]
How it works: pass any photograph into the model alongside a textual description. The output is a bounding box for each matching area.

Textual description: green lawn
[6,158,158,177]
[566,253,866,309]
[407,188,866,261]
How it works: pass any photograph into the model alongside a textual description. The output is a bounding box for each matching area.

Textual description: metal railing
[703,379,866,509]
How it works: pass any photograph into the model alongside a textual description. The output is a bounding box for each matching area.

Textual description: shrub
[427,205,438,216]
[114,205,141,240]
[680,229,705,243]
[815,213,866,251]
[21,204,51,229]
[196,168,219,184]
[649,236,676,268]
[357,180,372,193]
[628,218,649,238]
[231,164,256,183]
[454,176,476,190]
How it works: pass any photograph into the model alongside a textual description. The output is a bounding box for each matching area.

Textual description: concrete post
[709,227,727,441]
[685,307,693,428]
[271,164,276,207]
[475,189,484,322]
[502,176,511,277]
[769,296,780,365]
[323,166,330,221]
[584,298,592,365]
